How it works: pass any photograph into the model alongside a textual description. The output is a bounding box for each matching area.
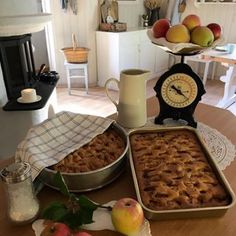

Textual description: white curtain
[165,0,181,25]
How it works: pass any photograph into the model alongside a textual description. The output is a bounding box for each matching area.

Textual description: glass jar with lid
[0,162,40,224]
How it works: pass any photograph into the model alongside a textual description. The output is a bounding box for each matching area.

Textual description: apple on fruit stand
[111,198,144,236]
[182,14,201,32]
[191,26,214,47]
[207,23,221,40]
[150,14,223,52]
[165,24,190,43]
[152,18,170,38]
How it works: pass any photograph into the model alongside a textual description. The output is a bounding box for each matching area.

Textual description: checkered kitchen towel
[15,111,114,181]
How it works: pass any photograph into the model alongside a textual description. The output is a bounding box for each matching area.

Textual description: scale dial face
[161,73,198,108]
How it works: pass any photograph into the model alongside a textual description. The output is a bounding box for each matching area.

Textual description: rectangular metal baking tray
[128,126,235,220]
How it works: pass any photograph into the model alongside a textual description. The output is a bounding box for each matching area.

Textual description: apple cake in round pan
[40,123,128,192]
[130,128,232,212]
[50,127,126,173]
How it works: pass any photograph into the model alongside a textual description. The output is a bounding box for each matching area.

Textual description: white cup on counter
[20,88,38,103]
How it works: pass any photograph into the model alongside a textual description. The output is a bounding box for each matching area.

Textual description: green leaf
[61,212,83,229]
[42,201,68,221]
[78,195,98,211]
[42,174,102,230]
[77,207,95,225]
[53,171,70,197]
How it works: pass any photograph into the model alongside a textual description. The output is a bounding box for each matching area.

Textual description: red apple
[111,198,144,235]
[182,14,201,32]
[152,19,170,38]
[73,232,92,236]
[207,23,221,40]
[41,222,71,236]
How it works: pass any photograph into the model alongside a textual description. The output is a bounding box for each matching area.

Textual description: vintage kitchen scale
[154,52,206,128]
[147,27,224,128]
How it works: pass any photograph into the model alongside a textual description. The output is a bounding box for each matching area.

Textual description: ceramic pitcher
[105,69,150,128]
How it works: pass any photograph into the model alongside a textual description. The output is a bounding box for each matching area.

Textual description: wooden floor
[56,78,236,117]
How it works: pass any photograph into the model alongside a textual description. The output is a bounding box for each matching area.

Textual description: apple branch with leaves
[42,172,112,230]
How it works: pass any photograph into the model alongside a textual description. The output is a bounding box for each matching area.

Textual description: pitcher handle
[105,78,119,108]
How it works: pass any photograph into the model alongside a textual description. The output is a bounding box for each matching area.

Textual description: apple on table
[73,232,92,236]
[40,222,71,236]
[40,222,92,236]
[111,198,144,236]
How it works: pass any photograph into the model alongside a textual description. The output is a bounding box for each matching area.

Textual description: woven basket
[61,34,89,63]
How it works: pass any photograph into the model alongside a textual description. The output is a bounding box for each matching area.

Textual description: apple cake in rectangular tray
[129,126,235,220]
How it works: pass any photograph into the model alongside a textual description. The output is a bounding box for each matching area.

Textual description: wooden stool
[64,61,88,95]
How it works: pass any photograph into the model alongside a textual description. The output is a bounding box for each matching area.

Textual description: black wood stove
[0,34,59,111]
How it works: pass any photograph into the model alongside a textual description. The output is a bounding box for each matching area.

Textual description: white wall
[0,0,38,15]
[50,0,148,86]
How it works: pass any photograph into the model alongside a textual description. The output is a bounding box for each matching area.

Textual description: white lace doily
[144,118,235,171]
[197,122,235,170]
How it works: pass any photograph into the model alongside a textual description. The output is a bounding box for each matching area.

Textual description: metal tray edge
[128,126,236,220]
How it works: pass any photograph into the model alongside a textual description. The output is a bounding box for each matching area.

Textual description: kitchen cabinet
[96,29,169,89]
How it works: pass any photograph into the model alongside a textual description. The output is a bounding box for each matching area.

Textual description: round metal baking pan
[38,122,128,192]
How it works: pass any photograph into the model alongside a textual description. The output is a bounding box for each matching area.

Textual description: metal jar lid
[0,162,31,183]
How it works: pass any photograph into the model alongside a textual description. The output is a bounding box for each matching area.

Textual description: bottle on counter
[0,162,40,224]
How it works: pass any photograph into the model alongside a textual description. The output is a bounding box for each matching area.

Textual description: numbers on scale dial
[161,73,198,108]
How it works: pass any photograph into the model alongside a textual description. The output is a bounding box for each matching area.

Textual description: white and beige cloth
[15,112,114,181]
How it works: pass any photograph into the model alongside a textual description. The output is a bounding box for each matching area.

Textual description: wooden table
[201,44,236,108]
[1,97,236,236]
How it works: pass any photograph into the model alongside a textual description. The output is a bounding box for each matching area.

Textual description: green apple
[111,198,144,236]
[182,14,201,32]
[191,26,214,47]
[166,24,190,43]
